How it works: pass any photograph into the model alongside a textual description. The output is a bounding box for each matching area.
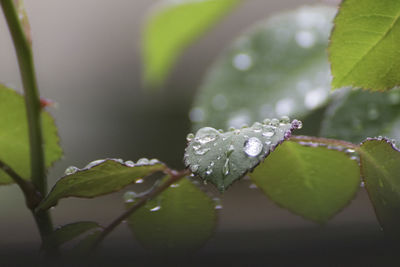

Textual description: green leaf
[359,138,400,235]
[184,118,302,192]
[0,85,62,184]
[37,158,166,210]
[143,0,239,87]
[47,221,102,247]
[329,0,400,91]
[320,88,400,143]
[191,6,335,130]
[251,141,361,223]
[126,177,217,254]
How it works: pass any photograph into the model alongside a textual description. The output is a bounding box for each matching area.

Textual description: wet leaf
[143,0,239,87]
[191,6,335,130]
[359,138,400,236]
[47,221,102,247]
[329,0,400,91]
[126,177,216,254]
[37,158,166,210]
[251,141,361,223]
[0,85,62,184]
[320,88,400,143]
[184,118,302,192]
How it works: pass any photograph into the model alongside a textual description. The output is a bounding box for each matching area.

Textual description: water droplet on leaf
[65,166,79,175]
[244,137,263,157]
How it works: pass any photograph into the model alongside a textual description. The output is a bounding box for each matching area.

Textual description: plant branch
[290,135,359,150]
[89,168,190,252]
[1,0,54,249]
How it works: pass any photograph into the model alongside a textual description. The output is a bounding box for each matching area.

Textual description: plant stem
[290,135,359,150]
[0,0,54,246]
[89,169,190,252]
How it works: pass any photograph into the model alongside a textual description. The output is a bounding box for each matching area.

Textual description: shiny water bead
[64,166,79,175]
[244,137,263,157]
[186,133,195,142]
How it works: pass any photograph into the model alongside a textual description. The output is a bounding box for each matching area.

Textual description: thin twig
[290,135,359,150]
[89,168,190,252]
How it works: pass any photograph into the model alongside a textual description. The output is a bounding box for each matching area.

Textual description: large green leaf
[184,118,302,192]
[359,138,400,236]
[320,88,400,143]
[143,0,239,87]
[251,141,361,223]
[47,221,102,247]
[329,0,400,91]
[126,177,216,254]
[37,158,166,210]
[190,6,335,130]
[0,85,62,184]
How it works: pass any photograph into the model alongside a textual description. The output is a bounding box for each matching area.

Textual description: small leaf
[38,158,166,210]
[359,138,400,235]
[191,6,335,130]
[320,88,400,143]
[126,177,216,254]
[251,141,361,223]
[0,85,62,184]
[184,118,302,191]
[329,0,400,91]
[143,0,239,87]
[47,221,102,247]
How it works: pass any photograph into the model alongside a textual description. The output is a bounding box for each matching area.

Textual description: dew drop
[170,183,180,188]
[135,178,144,184]
[150,206,161,212]
[123,191,138,203]
[227,145,235,157]
[271,118,280,127]
[280,116,290,124]
[249,183,258,189]
[190,164,199,172]
[252,122,263,132]
[195,127,219,144]
[125,160,135,167]
[65,166,79,175]
[213,198,223,209]
[263,119,271,125]
[244,137,263,157]
[222,158,230,176]
[193,144,201,151]
[262,127,275,137]
[85,159,105,169]
[186,133,195,142]
[136,158,149,165]
[292,120,303,129]
[195,148,210,155]
[149,158,159,164]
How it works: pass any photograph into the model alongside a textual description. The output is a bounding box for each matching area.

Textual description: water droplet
[205,168,213,175]
[135,178,144,184]
[249,183,258,189]
[210,161,215,167]
[190,164,199,172]
[232,53,253,71]
[280,116,290,124]
[304,88,328,110]
[252,122,263,132]
[189,107,205,122]
[149,158,159,164]
[114,158,124,164]
[275,98,295,116]
[150,206,161,212]
[85,159,105,169]
[244,137,263,157]
[170,183,180,188]
[186,133,195,142]
[292,120,303,129]
[222,158,230,176]
[295,30,316,48]
[125,160,135,167]
[212,94,228,110]
[195,127,219,144]
[265,140,272,145]
[227,145,235,157]
[345,149,355,154]
[65,166,79,175]
[123,191,138,203]
[218,129,224,133]
[195,147,210,155]
[193,144,201,151]
[136,158,149,165]
[263,118,271,125]
[213,198,223,209]
[271,118,280,127]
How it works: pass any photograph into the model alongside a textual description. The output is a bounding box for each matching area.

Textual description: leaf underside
[184,118,301,192]
[251,141,361,223]
[0,85,62,184]
[126,177,217,254]
[330,0,400,91]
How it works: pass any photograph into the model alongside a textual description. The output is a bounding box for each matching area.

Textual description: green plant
[1,0,400,263]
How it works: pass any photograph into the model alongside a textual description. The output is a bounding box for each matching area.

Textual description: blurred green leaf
[184,118,301,192]
[48,221,102,247]
[251,141,361,223]
[38,159,166,210]
[320,88,400,143]
[0,85,62,184]
[191,6,335,130]
[360,138,400,236]
[329,0,400,91]
[143,0,239,87]
[126,177,216,254]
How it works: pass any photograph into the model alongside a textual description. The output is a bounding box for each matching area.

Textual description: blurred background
[0,0,392,265]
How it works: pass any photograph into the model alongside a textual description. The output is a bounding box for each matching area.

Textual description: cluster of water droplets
[64,157,161,176]
[184,117,302,190]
